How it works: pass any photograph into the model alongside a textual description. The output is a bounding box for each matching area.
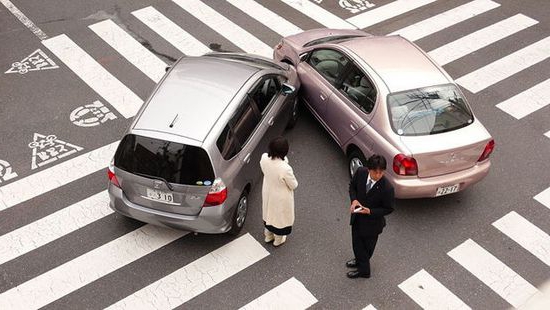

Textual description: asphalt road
[0,0,549,309]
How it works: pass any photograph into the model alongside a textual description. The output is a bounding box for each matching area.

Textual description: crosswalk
[1,0,549,308]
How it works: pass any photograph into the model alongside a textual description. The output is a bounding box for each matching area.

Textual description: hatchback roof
[133,56,261,142]
[340,35,450,92]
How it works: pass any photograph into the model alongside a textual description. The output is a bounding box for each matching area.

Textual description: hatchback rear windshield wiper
[135,172,174,191]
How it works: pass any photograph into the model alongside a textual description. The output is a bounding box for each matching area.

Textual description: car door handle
[320,93,327,101]
[350,121,359,131]
[243,153,251,164]
[267,116,274,126]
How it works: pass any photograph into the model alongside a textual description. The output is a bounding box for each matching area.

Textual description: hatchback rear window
[114,134,215,185]
[387,84,474,136]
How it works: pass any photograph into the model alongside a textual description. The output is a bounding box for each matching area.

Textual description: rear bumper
[391,160,491,199]
[108,184,233,234]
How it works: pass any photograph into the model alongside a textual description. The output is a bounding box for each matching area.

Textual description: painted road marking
[399,269,471,310]
[362,305,378,310]
[239,277,318,310]
[545,131,550,139]
[226,0,303,37]
[448,239,540,308]
[0,191,112,265]
[0,160,18,183]
[0,225,186,310]
[389,0,500,41]
[106,233,269,310]
[5,49,58,74]
[456,36,550,93]
[70,100,117,127]
[173,0,272,58]
[534,187,550,209]
[280,0,355,29]
[0,141,118,211]
[28,133,83,170]
[493,211,550,267]
[339,0,375,14]
[132,6,210,56]
[89,19,167,83]
[42,34,143,118]
[429,14,538,66]
[495,78,550,119]
[0,0,48,40]
[347,0,437,29]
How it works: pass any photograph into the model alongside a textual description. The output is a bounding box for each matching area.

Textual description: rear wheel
[285,97,299,129]
[228,191,248,235]
[348,149,366,179]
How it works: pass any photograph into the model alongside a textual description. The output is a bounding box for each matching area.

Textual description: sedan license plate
[435,184,459,197]
[146,188,174,203]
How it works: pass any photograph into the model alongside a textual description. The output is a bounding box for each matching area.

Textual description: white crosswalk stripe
[132,6,211,56]
[280,0,354,30]
[239,277,317,310]
[89,19,167,83]
[347,0,437,29]
[362,305,378,310]
[493,211,550,267]
[428,14,538,66]
[496,78,550,119]
[106,233,268,310]
[42,34,143,118]
[448,239,541,308]
[534,187,550,209]
[399,269,471,310]
[545,131,550,139]
[389,0,500,41]
[227,0,302,37]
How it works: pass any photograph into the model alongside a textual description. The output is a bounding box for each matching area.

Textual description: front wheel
[348,150,366,179]
[228,192,248,235]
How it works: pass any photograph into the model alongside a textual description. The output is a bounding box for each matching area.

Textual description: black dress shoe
[346,259,357,268]
[347,270,370,279]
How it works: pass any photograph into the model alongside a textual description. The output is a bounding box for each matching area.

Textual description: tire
[285,96,299,129]
[228,191,248,235]
[348,149,366,179]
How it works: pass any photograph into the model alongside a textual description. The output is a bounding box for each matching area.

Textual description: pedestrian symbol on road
[28,133,83,170]
[339,0,375,13]
[0,160,18,183]
[70,101,117,127]
[5,49,59,75]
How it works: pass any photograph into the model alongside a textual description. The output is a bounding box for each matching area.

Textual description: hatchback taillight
[393,154,418,176]
[478,139,495,162]
[107,161,121,188]
[203,178,227,207]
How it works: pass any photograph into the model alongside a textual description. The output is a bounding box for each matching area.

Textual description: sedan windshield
[387,84,474,136]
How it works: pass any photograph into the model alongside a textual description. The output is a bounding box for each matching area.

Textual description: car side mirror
[282,83,296,95]
[299,53,308,62]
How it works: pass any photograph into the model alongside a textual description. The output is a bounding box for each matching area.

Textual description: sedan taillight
[478,139,495,162]
[203,178,227,207]
[393,154,418,176]
[108,162,121,188]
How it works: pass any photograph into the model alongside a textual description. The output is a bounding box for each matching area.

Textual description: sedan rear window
[387,85,474,136]
[114,134,215,185]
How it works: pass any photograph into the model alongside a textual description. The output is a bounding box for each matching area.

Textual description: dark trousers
[352,225,379,275]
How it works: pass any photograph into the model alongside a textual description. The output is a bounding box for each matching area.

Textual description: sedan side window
[338,65,376,114]
[307,49,349,85]
[251,77,281,115]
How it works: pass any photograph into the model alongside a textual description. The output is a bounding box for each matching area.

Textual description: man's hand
[350,200,362,213]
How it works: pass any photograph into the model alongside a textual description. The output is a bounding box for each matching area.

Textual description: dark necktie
[366,179,373,193]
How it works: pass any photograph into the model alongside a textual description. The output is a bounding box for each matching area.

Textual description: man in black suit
[346,154,394,279]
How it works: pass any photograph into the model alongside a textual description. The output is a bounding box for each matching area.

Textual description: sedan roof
[340,35,450,93]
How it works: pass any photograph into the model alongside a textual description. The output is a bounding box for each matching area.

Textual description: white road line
[0,141,118,211]
[347,0,437,29]
[89,19,167,83]
[389,0,500,41]
[172,0,272,58]
[280,0,354,30]
[42,34,143,118]
[227,0,303,37]
[0,225,186,310]
[132,6,210,56]
[545,131,550,139]
[239,277,318,310]
[456,36,550,93]
[106,233,269,310]
[495,78,550,119]
[429,14,538,66]
[0,0,48,40]
[398,269,471,310]
[362,305,378,310]
[448,239,541,308]
[534,187,550,209]
[493,211,550,267]
[0,191,112,265]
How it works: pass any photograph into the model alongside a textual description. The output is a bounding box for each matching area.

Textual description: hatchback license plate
[436,184,459,197]
[146,188,174,203]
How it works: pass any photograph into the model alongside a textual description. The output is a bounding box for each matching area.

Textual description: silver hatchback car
[108,53,300,234]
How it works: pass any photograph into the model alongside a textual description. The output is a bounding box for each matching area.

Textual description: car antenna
[169,114,179,128]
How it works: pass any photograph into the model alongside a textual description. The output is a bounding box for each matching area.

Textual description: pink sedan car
[274,29,495,199]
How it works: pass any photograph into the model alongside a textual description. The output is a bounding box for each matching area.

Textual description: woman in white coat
[260,136,298,247]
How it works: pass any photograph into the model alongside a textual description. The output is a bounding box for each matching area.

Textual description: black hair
[268,136,289,160]
[366,154,387,170]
